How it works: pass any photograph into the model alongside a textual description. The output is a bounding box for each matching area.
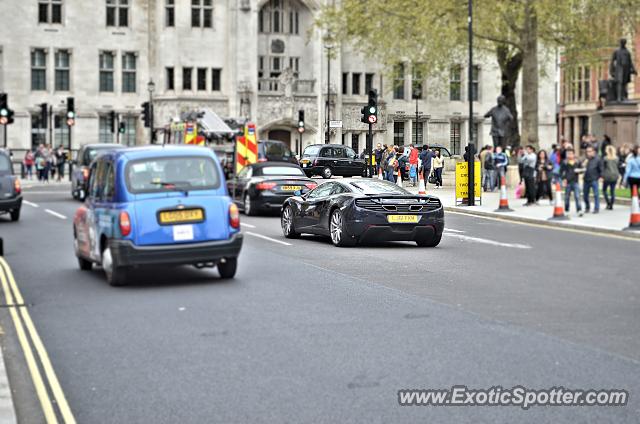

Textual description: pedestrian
[408,144,419,186]
[374,143,383,175]
[432,150,444,188]
[561,149,584,217]
[535,149,553,203]
[482,145,496,192]
[582,145,603,214]
[494,145,508,182]
[381,144,389,177]
[385,146,397,182]
[419,144,434,185]
[549,144,562,184]
[618,143,631,187]
[23,150,35,180]
[602,145,619,210]
[623,145,640,192]
[519,145,537,206]
[55,145,66,181]
[35,155,46,181]
[600,134,612,157]
[397,146,408,182]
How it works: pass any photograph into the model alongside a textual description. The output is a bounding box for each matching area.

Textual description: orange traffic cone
[378,166,384,180]
[494,175,513,212]
[624,184,640,231]
[417,172,426,195]
[396,167,403,187]
[548,182,569,221]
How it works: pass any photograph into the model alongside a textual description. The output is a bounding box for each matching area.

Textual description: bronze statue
[610,38,637,102]
[484,95,514,148]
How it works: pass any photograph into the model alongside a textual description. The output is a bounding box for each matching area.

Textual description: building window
[31,113,47,148]
[351,133,359,152]
[352,73,361,95]
[192,0,213,28]
[270,57,281,78]
[166,67,174,90]
[568,65,591,102]
[211,68,221,91]
[31,49,47,91]
[197,68,207,91]
[99,116,114,143]
[472,121,480,145]
[412,121,423,144]
[99,51,115,92]
[469,65,480,101]
[393,121,405,145]
[288,57,299,77]
[450,121,461,155]
[183,67,193,90]
[121,116,136,146]
[54,50,70,91]
[412,68,423,99]
[342,73,348,95]
[122,53,136,93]
[259,0,299,34]
[258,56,265,78]
[393,64,405,100]
[39,0,63,24]
[54,115,70,148]
[165,0,175,27]
[450,65,461,101]
[106,0,129,27]
[365,73,374,94]
[288,9,299,34]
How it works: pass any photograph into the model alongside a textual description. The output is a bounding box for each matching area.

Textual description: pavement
[0,184,638,422]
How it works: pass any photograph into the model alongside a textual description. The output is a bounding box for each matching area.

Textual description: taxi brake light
[119,211,131,236]
[14,179,21,194]
[229,203,240,229]
[82,167,90,180]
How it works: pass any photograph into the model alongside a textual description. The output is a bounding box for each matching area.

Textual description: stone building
[0,0,556,156]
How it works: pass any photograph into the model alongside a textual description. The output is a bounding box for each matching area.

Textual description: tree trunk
[496,45,522,147]
[520,0,539,148]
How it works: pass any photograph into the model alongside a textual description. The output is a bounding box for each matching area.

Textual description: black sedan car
[227,162,317,216]
[281,179,444,247]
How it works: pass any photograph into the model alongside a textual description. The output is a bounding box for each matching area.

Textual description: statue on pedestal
[484,95,513,148]
[610,38,637,103]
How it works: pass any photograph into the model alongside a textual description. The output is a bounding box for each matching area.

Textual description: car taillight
[258,158,268,162]
[82,167,90,180]
[304,183,317,190]
[13,179,21,195]
[119,211,131,236]
[229,203,240,229]
[255,182,277,190]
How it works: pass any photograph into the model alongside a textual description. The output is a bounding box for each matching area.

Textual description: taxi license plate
[387,215,419,224]
[280,185,302,191]
[159,209,204,224]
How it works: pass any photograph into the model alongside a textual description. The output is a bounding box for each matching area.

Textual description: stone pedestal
[598,102,640,146]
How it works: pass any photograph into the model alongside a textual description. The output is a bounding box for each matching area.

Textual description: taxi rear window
[125,156,220,194]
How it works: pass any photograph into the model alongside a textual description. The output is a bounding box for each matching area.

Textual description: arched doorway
[268,129,291,149]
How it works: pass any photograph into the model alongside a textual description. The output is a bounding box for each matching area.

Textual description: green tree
[316,0,640,147]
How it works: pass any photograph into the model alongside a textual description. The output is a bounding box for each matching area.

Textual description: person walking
[602,145,620,210]
[374,143,383,175]
[549,144,562,184]
[432,150,444,188]
[582,145,603,214]
[535,149,554,203]
[561,149,584,217]
[623,145,640,192]
[494,145,508,182]
[55,145,66,181]
[23,150,35,180]
[519,145,537,206]
[482,146,496,192]
[419,144,434,185]
[385,146,397,182]
[408,144,419,186]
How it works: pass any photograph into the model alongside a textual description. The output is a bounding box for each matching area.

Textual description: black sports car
[281,179,444,247]
[227,162,317,216]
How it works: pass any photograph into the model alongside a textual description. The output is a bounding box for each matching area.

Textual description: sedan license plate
[159,209,204,224]
[280,185,302,191]
[387,214,419,224]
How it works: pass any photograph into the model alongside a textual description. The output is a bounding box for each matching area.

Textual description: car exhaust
[194,262,216,269]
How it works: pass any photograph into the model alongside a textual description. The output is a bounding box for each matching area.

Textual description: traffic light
[66,97,75,127]
[109,111,116,133]
[297,110,305,133]
[119,121,126,134]
[360,89,378,125]
[40,103,48,128]
[0,93,9,125]
[141,102,150,128]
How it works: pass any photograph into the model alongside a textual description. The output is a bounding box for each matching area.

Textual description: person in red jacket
[408,144,419,186]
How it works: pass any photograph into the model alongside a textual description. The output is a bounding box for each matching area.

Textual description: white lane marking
[246,231,292,246]
[444,228,464,233]
[44,209,67,220]
[240,222,257,229]
[23,201,39,208]
[444,233,532,249]
[20,191,70,194]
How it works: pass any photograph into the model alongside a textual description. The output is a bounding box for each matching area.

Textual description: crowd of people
[372,144,445,188]
[477,134,640,216]
[22,144,68,182]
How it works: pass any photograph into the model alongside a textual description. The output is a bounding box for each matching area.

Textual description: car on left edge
[0,148,21,222]
[73,145,243,286]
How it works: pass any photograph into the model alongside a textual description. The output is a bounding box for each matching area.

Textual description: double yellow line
[0,257,76,424]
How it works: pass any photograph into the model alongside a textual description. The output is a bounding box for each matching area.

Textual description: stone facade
[0,0,557,156]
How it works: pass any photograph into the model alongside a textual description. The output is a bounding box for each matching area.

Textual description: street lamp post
[324,41,334,144]
[147,79,155,144]
[467,0,475,206]
[414,88,420,146]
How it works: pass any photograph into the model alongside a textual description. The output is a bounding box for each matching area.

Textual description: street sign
[367,115,377,124]
[329,120,342,128]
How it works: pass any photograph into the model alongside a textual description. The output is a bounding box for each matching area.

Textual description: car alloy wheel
[281,205,300,238]
[322,167,332,179]
[102,244,126,286]
[244,194,254,216]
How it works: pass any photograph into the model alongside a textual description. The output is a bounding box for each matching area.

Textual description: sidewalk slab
[0,343,17,424]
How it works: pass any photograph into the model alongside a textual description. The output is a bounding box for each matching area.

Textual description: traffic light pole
[367,123,373,178]
[467,0,475,206]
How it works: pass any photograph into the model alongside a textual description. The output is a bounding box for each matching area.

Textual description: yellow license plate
[387,215,419,224]
[281,185,302,191]
[159,209,204,224]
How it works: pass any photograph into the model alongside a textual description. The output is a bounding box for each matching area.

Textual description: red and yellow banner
[235,123,258,173]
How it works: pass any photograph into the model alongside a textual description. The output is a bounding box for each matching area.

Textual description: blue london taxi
[73,145,243,286]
